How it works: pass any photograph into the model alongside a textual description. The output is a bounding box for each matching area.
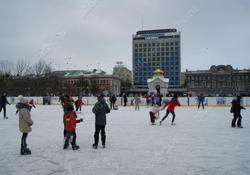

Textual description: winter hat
[17,95,24,102]
[20,97,29,104]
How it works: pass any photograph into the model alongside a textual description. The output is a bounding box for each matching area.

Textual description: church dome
[153,69,164,76]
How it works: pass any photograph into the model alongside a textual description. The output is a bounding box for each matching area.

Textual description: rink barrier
[7,96,250,107]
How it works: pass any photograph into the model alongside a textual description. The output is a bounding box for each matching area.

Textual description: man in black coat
[92,95,110,149]
[0,92,10,119]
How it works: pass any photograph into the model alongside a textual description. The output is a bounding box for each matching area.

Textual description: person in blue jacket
[197,93,205,109]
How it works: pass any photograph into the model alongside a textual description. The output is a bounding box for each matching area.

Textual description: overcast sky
[0,0,250,74]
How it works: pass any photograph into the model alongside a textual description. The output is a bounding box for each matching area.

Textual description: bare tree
[16,59,29,76]
[24,65,35,75]
[43,63,53,74]
[33,59,46,76]
[0,60,13,75]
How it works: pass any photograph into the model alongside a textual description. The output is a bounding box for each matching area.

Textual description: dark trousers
[231,114,242,127]
[110,102,115,109]
[149,112,156,124]
[76,106,81,111]
[65,131,77,146]
[198,101,204,109]
[94,125,106,146]
[0,105,6,117]
[21,133,28,147]
[161,111,176,123]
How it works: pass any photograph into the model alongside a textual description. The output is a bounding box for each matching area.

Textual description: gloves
[79,118,83,122]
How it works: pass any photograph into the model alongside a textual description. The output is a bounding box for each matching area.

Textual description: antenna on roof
[141,17,144,30]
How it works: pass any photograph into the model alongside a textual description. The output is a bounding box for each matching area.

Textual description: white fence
[7,96,250,106]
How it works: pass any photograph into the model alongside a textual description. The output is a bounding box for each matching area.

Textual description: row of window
[134,52,179,57]
[134,47,179,51]
[187,75,250,81]
[64,79,112,85]
[134,42,179,47]
[189,81,249,88]
[134,63,179,67]
[134,56,179,62]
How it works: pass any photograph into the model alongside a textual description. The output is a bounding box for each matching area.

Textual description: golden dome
[154,69,164,76]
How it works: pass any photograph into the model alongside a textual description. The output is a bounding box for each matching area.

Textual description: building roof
[147,77,169,83]
[53,69,106,77]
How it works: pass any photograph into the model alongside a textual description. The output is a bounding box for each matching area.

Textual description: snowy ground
[0,105,249,175]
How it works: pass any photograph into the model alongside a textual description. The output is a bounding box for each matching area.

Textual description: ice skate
[72,144,80,150]
[237,125,243,128]
[171,122,176,125]
[63,139,69,149]
[92,144,98,149]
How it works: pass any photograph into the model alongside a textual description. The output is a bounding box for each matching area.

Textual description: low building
[185,65,250,96]
[53,69,121,96]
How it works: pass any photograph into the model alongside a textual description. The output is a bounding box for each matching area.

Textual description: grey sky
[0,0,250,74]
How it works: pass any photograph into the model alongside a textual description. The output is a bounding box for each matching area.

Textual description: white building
[147,69,169,96]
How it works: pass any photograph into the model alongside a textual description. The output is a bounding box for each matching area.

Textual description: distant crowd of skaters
[0,92,247,155]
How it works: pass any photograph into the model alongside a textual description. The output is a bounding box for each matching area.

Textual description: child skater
[231,96,246,128]
[75,96,84,112]
[149,103,162,125]
[160,94,180,125]
[63,106,83,150]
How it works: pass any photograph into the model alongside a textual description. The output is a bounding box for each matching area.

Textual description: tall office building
[132,29,181,89]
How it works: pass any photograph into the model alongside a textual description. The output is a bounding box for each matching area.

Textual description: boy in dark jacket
[63,106,83,150]
[92,95,110,149]
[231,96,246,128]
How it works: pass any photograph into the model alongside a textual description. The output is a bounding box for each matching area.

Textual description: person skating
[0,92,10,119]
[197,93,205,109]
[134,94,141,111]
[231,96,246,128]
[160,95,180,125]
[63,106,83,150]
[92,95,110,149]
[109,94,117,110]
[16,98,33,155]
[75,96,84,112]
[149,104,162,125]
[123,93,128,107]
[58,93,65,107]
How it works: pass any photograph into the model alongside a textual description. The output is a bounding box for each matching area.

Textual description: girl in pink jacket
[149,104,162,125]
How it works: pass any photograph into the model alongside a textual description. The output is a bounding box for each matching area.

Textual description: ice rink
[0,104,249,175]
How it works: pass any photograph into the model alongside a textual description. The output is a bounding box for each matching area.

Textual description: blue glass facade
[133,29,181,87]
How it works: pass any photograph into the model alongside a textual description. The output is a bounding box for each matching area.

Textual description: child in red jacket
[63,106,83,150]
[160,95,180,125]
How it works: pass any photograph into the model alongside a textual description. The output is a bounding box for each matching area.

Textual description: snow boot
[20,145,31,155]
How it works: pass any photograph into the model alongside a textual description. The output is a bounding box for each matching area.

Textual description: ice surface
[0,105,249,175]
